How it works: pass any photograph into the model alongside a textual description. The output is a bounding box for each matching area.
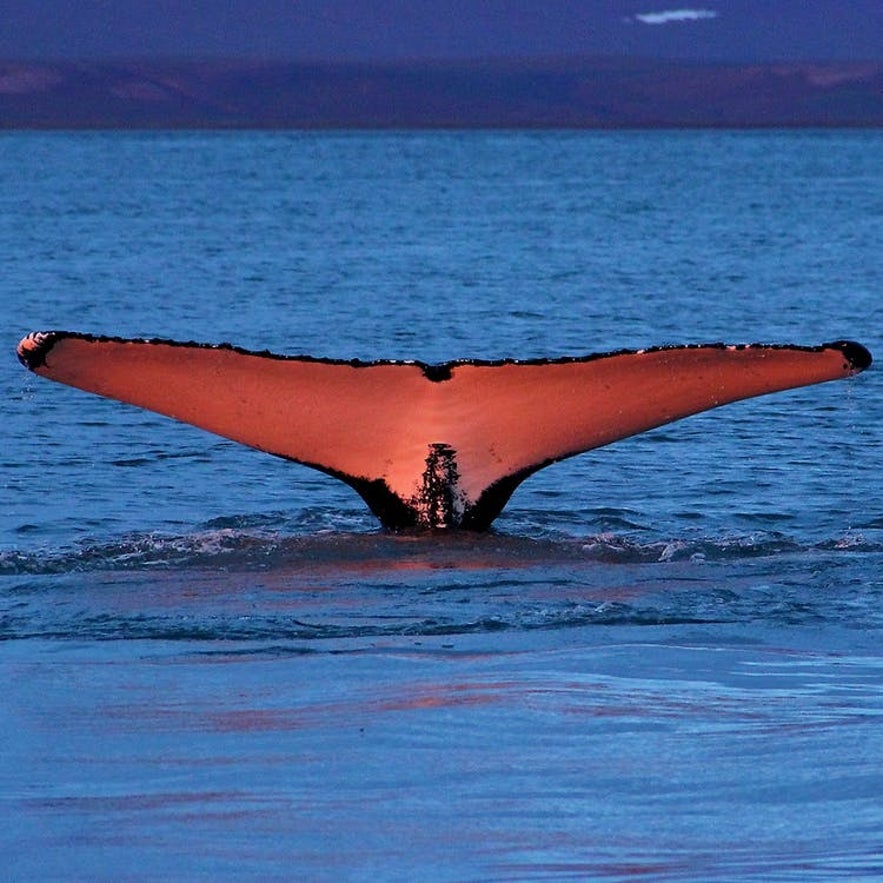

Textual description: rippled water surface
[2,130,882,880]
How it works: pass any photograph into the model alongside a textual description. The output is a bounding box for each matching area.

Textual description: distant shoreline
[2,57,882,129]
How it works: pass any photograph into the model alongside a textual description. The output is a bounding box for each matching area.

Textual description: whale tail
[17,332,871,530]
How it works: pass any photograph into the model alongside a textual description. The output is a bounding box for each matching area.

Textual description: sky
[2,1,882,63]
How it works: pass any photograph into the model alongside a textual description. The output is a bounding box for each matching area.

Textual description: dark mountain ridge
[2,57,881,128]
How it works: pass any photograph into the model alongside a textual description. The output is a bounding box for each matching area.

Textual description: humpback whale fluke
[17,332,871,530]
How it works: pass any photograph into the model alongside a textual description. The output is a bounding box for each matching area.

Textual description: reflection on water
[6,631,883,881]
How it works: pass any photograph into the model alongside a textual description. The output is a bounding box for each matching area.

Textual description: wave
[2,524,879,577]
[4,521,880,643]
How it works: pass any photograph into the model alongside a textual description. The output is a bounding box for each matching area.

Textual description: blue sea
[2,130,882,881]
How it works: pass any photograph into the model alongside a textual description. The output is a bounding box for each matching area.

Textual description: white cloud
[632,9,719,25]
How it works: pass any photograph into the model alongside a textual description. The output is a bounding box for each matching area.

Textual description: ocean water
[2,130,882,880]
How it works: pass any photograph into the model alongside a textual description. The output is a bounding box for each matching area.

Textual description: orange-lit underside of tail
[17,332,870,528]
